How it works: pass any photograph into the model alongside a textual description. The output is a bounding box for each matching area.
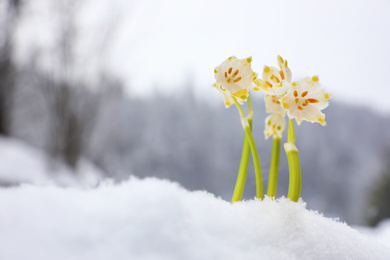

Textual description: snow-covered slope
[0,136,101,187]
[356,220,390,249]
[0,177,388,260]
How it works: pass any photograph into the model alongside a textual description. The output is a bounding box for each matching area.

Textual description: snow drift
[0,177,389,260]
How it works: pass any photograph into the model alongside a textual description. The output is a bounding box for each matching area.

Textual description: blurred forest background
[1,0,390,227]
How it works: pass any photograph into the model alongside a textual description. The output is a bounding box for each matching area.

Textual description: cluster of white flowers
[213,55,331,138]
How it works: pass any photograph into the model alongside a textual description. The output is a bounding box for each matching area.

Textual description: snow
[0,177,389,260]
[0,136,102,187]
[373,220,390,249]
[356,220,390,249]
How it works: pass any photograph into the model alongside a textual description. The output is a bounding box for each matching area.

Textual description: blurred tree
[0,0,22,135]
[10,0,123,170]
[43,0,121,169]
[43,0,85,168]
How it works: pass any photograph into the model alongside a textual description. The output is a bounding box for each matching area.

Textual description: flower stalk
[267,137,281,198]
[231,96,253,203]
[232,96,263,200]
[285,119,301,202]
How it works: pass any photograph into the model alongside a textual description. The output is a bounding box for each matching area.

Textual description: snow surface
[0,178,389,260]
[356,220,390,249]
[0,136,101,187]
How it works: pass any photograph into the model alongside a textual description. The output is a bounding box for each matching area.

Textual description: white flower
[265,95,286,115]
[214,56,257,101]
[280,76,331,126]
[253,55,291,96]
[264,113,286,139]
[212,82,243,108]
[277,55,292,82]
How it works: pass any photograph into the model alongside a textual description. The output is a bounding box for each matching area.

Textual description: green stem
[285,119,301,202]
[231,124,251,203]
[232,96,263,200]
[231,96,253,203]
[247,94,253,114]
[267,137,281,198]
[288,118,295,144]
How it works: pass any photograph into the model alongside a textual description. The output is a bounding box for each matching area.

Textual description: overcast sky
[15,0,390,113]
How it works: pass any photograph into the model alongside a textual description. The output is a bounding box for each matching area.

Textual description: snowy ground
[0,178,389,260]
[1,137,389,259]
[0,136,102,187]
[355,220,390,250]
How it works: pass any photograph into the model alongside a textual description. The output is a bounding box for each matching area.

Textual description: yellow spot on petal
[265,81,273,88]
[271,75,280,83]
[228,56,233,60]
[224,72,227,78]
[282,100,289,109]
[233,77,242,83]
[298,106,303,110]
[253,87,259,91]
[246,57,252,63]
[325,93,331,100]
[291,82,297,86]
[233,89,248,100]
[295,98,299,103]
[279,70,285,80]
[308,98,319,103]
[227,78,231,83]
[264,66,271,74]
[312,75,319,82]
[214,69,217,73]
[318,117,325,125]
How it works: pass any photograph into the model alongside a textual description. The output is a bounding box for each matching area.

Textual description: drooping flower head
[253,55,292,96]
[264,113,286,139]
[214,56,257,101]
[280,76,331,126]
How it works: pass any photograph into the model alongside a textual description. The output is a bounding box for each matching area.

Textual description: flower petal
[254,78,290,96]
[214,56,257,101]
[264,113,286,139]
[277,55,292,82]
[265,95,286,115]
[281,76,330,125]
[212,82,243,108]
[254,56,292,96]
